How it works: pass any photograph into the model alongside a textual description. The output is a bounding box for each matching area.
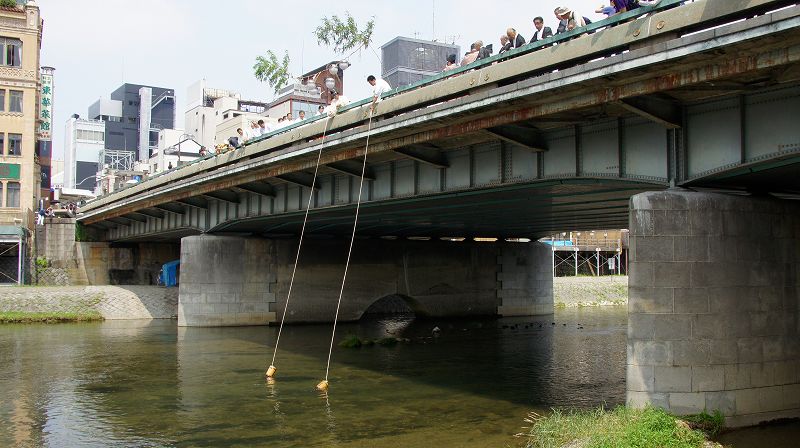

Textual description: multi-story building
[63,114,104,190]
[381,37,459,88]
[0,0,43,283]
[149,128,202,174]
[88,83,175,162]
[266,62,346,119]
[185,79,240,152]
[184,79,274,149]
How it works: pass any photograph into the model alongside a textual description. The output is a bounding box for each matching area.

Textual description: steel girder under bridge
[79,0,800,242]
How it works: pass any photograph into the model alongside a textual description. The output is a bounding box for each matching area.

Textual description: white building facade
[63,115,104,190]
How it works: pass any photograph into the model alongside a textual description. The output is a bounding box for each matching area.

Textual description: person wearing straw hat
[554,6,586,33]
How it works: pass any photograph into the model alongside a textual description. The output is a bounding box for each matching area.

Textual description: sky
[38,0,605,160]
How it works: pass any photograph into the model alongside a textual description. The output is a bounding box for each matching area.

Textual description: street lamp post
[164,133,195,169]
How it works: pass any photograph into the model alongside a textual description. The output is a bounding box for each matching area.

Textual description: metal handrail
[244,0,689,147]
[80,0,796,208]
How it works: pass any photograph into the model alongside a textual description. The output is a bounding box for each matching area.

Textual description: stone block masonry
[178,236,554,327]
[626,190,800,427]
[0,286,178,319]
[178,236,277,327]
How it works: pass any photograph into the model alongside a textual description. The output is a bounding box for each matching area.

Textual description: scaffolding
[553,248,627,277]
[100,149,136,172]
[543,230,629,277]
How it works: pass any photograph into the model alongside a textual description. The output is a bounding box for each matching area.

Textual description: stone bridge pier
[627,190,800,426]
[177,236,553,327]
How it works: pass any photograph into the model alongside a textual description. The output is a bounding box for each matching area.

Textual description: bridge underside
[111,179,658,243]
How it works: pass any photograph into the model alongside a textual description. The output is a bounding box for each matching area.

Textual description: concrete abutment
[177,236,553,327]
[626,190,800,427]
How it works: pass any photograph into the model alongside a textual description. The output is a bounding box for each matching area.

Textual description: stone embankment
[554,276,628,308]
[0,286,178,320]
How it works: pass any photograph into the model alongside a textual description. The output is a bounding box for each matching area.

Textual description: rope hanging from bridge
[317,111,375,392]
[266,117,333,379]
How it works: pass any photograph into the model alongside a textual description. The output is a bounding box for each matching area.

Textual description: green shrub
[338,334,362,348]
[525,406,710,448]
[0,0,18,8]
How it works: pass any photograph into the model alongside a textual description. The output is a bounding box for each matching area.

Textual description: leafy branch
[253,13,375,92]
[314,12,375,55]
[253,50,292,93]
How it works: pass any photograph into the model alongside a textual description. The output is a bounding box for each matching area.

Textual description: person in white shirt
[257,119,273,136]
[325,90,350,117]
[245,121,260,141]
[367,75,391,110]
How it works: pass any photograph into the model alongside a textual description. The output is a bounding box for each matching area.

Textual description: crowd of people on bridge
[443,0,669,70]
[213,73,393,154]
[205,0,677,157]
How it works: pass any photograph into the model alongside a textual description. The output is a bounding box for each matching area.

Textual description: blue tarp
[160,260,180,287]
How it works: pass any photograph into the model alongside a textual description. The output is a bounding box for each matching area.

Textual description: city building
[381,37,459,88]
[184,79,274,149]
[184,80,240,152]
[49,158,63,189]
[214,95,268,147]
[88,83,176,163]
[266,62,347,119]
[149,128,202,174]
[63,114,104,190]
[0,0,43,283]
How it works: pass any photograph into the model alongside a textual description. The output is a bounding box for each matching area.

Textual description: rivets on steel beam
[656,21,665,30]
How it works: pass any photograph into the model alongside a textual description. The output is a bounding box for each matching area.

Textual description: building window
[9,90,22,113]
[76,129,104,142]
[6,182,19,208]
[7,134,21,156]
[0,90,4,112]
[0,38,22,67]
[0,133,4,154]
[127,117,136,123]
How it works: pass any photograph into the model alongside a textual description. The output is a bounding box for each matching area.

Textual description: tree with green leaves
[314,12,375,55]
[253,50,291,94]
[253,12,375,94]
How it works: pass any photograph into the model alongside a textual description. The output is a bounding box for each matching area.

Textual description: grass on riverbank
[0,311,104,324]
[523,406,722,448]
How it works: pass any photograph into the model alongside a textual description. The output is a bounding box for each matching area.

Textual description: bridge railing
[83,0,798,208]
[120,1,693,189]
[243,0,690,148]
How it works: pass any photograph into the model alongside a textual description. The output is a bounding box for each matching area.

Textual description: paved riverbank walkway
[0,286,178,319]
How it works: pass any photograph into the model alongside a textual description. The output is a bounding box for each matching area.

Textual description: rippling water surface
[0,308,628,447]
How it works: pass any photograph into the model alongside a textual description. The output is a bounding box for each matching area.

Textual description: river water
[0,308,795,447]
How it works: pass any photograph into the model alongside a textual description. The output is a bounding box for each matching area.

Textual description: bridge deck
[78,0,800,242]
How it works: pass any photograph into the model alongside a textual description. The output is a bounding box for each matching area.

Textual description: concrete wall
[178,235,277,327]
[0,285,177,319]
[36,218,179,286]
[498,242,554,316]
[626,190,800,427]
[178,236,553,327]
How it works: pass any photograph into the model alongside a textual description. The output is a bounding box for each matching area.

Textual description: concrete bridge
[74,0,800,425]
